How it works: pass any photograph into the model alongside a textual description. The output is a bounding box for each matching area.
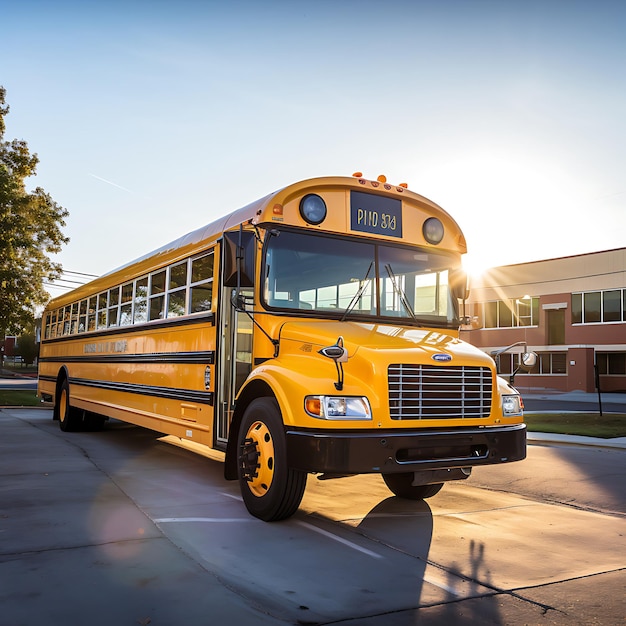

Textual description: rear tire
[57,379,83,432]
[382,472,443,500]
[237,397,307,521]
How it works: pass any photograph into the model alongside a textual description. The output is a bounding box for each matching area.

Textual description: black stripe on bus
[69,377,214,405]
[39,351,215,365]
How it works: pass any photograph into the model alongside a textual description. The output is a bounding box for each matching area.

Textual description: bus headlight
[502,394,523,416]
[299,194,327,225]
[423,217,444,244]
[305,396,372,420]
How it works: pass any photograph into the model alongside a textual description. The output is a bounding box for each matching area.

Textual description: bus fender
[223,371,295,481]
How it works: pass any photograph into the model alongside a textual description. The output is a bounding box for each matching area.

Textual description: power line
[44,280,88,288]
[44,269,100,291]
[44,270,100,295]
[61,270,99,278]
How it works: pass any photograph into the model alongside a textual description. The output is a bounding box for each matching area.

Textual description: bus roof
[46,175,465,309]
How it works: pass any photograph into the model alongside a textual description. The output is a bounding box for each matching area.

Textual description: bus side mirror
[223,230,255,288]
[518,352,538,372]
[509,351,538,384]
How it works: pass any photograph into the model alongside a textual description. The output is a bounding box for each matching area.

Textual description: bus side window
[149,270,166,320]
[189,252,214,313]
[134,277,148,324]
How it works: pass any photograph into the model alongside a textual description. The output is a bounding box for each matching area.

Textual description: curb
[528,432,626,450]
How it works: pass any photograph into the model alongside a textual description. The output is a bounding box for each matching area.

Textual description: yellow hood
[277,320,492,368]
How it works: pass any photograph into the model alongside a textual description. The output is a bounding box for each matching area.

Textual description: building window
[510,351,566,375]
[603,290,621,322]
[484,301,497,328]
[482,297,539,328]
[597,352,626,376]
[586,292,601,323]
[572,289,625,324]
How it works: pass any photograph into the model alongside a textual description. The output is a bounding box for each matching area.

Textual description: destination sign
[350,191,403,238]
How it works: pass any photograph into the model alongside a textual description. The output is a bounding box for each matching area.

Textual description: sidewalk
[522,389,626,405]
[0,368,37,379]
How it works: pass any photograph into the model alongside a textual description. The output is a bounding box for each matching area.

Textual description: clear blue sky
[3,0,625,295]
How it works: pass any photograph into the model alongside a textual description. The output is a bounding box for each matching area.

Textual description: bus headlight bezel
[299,194,327,225]
[304,395,372,420]
[502,394,523,417]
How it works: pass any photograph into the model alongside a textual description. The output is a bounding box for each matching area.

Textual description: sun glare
[462,253,492,280]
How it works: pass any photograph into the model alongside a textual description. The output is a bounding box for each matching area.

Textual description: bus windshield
[263,230,460,327]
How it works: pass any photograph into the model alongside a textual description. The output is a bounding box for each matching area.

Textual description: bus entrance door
[216,287,253,446]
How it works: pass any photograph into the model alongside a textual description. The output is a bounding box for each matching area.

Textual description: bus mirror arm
[230,292,280,357]
[232,293,248,311]
[319,337,348,391]
[491,343,537,384]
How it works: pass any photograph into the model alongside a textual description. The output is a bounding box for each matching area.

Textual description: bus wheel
[382,473,443,500]
[57,379,82,432]
[237,398,307,522]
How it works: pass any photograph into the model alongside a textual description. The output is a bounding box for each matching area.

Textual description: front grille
[388,364,493,419]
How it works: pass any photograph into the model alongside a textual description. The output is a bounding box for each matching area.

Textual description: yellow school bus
[38,173,528,521]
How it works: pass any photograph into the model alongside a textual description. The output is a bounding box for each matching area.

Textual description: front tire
[237,397,307,521]
[382,472,443,500]
[57,379,83,432]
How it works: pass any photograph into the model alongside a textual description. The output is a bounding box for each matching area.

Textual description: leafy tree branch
[0,86,69,335]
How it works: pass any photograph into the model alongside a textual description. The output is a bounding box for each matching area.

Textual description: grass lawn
[523,412,625,438]
[0,389,44,407]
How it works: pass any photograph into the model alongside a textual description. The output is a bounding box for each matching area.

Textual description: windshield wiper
[340,261,374,322]
[384,264,418,322]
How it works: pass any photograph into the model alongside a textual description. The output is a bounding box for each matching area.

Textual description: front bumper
[286,423,526,474]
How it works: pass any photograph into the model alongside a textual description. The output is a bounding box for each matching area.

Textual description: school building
[459,247,626,394]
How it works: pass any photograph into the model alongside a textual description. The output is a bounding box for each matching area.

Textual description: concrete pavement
[2,406,624,626]
[0,407,288,626]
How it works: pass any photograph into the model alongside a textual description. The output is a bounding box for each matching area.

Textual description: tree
[16,328,38,367]
[0,86,69,335]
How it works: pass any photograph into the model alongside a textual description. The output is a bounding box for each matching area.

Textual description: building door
[547,309,565,345]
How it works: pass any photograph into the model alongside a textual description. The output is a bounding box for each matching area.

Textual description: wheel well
[224,379,275,480]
